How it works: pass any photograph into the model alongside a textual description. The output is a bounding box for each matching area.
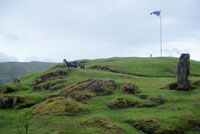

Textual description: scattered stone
[58,79,115,102]
[0,95,24,109]
[89,65,118,73]
[119,83,140,94]
[34,97,88,116]
[107,98,140,109]
[81,117,123,133]
[176,53,191,90]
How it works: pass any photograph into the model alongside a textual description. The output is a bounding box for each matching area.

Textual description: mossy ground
[0,57,200,134]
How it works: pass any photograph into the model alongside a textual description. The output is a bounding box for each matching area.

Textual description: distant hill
[0,61,55,84]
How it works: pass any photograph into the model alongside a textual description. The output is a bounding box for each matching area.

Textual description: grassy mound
[86,57,200,77]
[81,117,123,134]
[0,84,27,94]
[34,97,88,116]
[58,78,115,102]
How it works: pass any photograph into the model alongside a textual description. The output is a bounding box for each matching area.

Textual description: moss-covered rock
[81,117,123,133]
[0,95,25,109]
[119,83,140,94]
[58,79,115,103]
[126,119,158,134]
[188,119,200,132]
[33,68,70,91]
[126,119,185,134]
[107,98,140,109]
[34,97,88,116]
[89,65,119,73]
[150,95,165,105]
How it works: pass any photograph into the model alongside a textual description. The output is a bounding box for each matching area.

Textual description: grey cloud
[0,0,199,61]
[0,52,18,62]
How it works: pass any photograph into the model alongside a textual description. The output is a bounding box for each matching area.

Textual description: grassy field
[0,57,200,134]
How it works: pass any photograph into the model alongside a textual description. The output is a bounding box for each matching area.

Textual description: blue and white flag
[150,11,161,16]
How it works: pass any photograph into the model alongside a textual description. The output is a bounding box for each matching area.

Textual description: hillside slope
[0,57,200,134]
[0,61,55,84]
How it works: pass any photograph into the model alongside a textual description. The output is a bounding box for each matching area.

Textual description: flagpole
[160,10,162,57]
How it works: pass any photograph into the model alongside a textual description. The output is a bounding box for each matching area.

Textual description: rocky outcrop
[107,98,140,109]
[33,68,70,91]
[176,53,191,90]
[119,83,140,94]
[58,79,116,103]
[81,117,123,134]
[0,95,24,109]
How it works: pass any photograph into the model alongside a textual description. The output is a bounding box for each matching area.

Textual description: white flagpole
[160,10,162,57]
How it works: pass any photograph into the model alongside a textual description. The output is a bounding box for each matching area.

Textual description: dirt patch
[34,97,88,116]
[81,117,123,134]
[58,78,115,103]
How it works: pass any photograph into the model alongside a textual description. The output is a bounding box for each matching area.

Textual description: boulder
[176,53,191,90]
[0,95,24,109]
[188,119,200,132]
[119,83,140,94]
[150,95,165,105]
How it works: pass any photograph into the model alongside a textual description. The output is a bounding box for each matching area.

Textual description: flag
[150,11,161,16]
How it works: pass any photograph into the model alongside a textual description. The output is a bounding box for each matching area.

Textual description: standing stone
[176,53,190,90]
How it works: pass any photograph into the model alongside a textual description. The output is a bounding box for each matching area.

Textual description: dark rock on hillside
[176,53,191,90]
[58,78,116,103]
[193,81,200,86]
[1,84,27,94]
[33,68,70,91]
[126,119,158,134]
[0,95,24,109]
[126,119,184,134]
[188,119,200,132]
[107,97,158,109]
[81,117,123,134]
[107,98,140,109]
[119,83,140,94]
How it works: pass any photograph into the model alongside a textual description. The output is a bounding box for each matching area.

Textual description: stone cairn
[176,53,191,90]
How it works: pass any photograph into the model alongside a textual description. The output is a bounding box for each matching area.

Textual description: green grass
[0,57,200,134]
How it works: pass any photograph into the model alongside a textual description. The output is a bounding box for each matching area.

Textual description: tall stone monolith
[176,53,191,90]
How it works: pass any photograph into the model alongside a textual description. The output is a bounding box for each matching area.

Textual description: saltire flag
[150,11,161,16]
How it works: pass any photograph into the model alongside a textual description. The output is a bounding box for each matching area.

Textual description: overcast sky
[0,0,200,62]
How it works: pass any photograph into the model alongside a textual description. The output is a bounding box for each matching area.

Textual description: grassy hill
[0,57,200,134]
[0,61,55,84]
